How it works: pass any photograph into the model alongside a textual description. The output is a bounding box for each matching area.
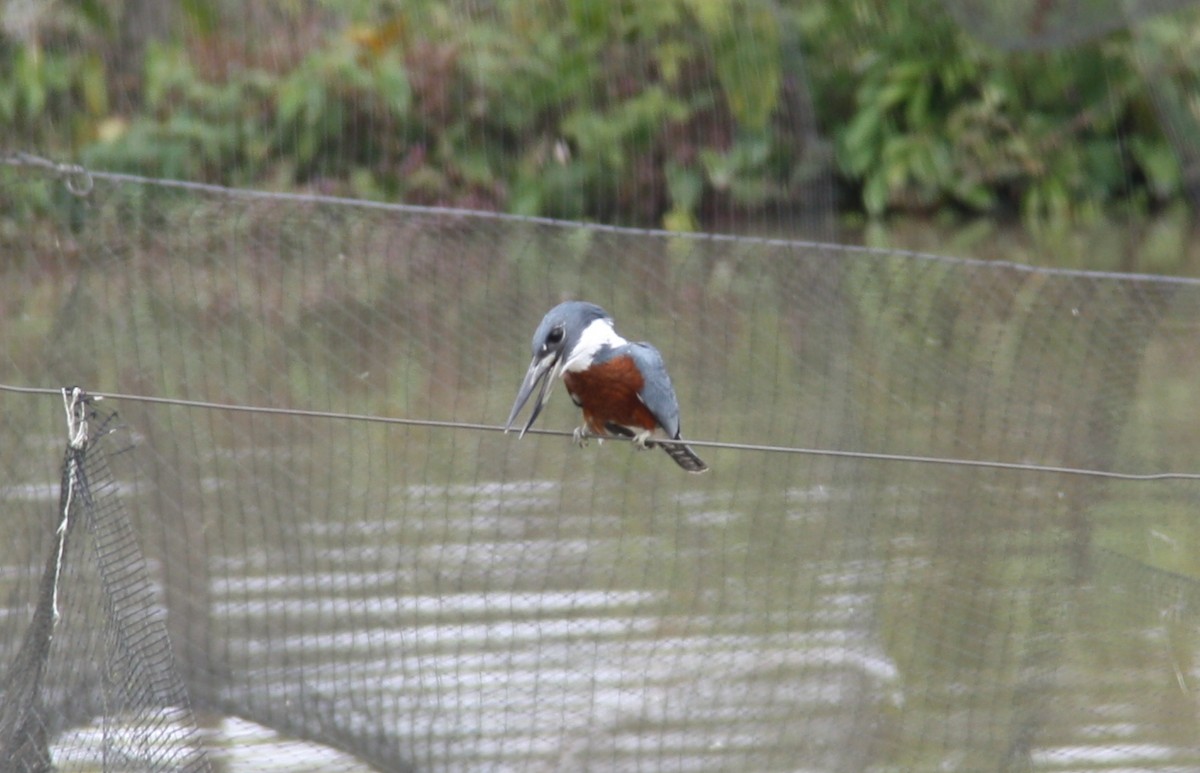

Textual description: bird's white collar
[561,317,627,373]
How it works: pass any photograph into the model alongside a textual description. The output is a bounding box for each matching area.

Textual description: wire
[7,151,1200,482]
[2,383,1197,482]
[3,150,93,195]
[8,149,1200,286]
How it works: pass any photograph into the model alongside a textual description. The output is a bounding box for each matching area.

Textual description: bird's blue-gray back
[625,342,681,438]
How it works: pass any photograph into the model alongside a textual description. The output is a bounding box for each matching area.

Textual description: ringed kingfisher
[504,301,709,473]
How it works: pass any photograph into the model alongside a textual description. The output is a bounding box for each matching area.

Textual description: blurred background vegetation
[4,0,1200,231]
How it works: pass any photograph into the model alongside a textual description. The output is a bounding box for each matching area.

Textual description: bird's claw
[572,426,591,447]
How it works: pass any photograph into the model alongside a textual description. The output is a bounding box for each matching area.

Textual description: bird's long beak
[504,351,560,437]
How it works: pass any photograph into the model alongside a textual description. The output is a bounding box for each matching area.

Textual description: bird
[504,301,709,473]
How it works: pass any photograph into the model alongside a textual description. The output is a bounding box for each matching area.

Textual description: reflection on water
[52,715,375,772]
[2,201,1199,770]
[194,474,894,772]
[8,472,1196,771]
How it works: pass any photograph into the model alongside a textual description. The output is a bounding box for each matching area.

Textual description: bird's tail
[604,423,709,473]
[658,438,709,474]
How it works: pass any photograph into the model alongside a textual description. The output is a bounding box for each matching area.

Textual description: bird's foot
[631,430,654,450]
[572,426,593,447]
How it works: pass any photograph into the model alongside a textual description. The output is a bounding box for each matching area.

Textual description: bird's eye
[546,326,564,345]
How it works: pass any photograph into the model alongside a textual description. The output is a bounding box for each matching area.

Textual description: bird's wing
[626,342,682,438]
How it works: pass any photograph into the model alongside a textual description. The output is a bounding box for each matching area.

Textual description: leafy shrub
[805,0,1192,220]
[4,0,1198,225]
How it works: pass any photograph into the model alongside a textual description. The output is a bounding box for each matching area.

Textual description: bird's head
[504,301,612,436]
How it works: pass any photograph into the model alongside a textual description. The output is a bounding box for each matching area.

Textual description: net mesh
[2,176,1199,770]
[0,399,207,772]
[3,1,1200,771]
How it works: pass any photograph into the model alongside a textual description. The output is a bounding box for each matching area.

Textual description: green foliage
[4,0,1200,225]
[275,38,412,170]
[0,2,111,226]
[7,0,801,225]
[807,0,1192,221]
[685,0,781,130]
[85,42,277,180]
[0,8,109,146]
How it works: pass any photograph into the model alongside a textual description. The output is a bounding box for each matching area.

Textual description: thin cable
[2,383,1197,482]
[6,154,1199,479]
[4,150,93,195]
[8,150,1200,286]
